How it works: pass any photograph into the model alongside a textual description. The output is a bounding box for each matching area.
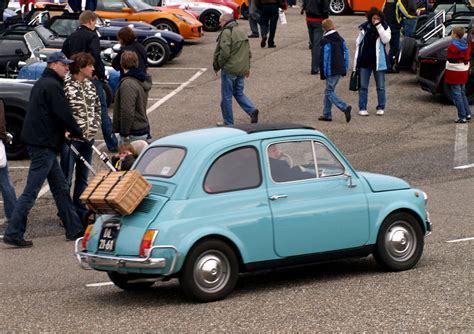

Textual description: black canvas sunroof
[229,123,315,134]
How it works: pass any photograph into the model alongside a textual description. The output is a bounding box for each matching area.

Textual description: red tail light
[139,230,158,257]
[420,59,437,64]
[82,224,94,249]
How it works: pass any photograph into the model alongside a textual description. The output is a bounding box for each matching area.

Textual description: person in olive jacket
[3,52,85,248]
[113,51,152,145]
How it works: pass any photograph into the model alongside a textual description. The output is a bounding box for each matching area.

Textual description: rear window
[134,146,185,178]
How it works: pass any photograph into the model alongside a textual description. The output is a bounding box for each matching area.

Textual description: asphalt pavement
[0,10,472,332]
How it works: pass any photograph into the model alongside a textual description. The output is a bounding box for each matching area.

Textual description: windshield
[127,0,155,11]
[135,146,186,178]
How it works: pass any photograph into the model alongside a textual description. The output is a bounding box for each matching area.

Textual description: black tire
[200,9,221,32]
[241,4,249,19]
[5,61,19,79]
[398,37,417,69]
[143,39,170,67]
[108,272,156,290]
[103,82,113,107]
[5,112,26,160]
[152,19,179,34]
[329,0,350,15]
[179,239,239,302]
[373,212,424,271]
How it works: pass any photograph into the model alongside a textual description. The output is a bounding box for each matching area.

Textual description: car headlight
[173,13,194,24]
[154,32,162,37]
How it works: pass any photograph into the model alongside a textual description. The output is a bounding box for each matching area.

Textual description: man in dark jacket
[62,10,118,152]
[3,52,85,248]
[318,19,351,122]
[383,0,417,72]
[301,0,329,74]
[256,0,286,48]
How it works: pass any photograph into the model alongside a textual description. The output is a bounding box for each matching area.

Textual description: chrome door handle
[269,194,288,200]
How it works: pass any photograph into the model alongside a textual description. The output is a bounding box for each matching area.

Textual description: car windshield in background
[24,31,45,51]
[135,146,186,177]
[128,0,155,11]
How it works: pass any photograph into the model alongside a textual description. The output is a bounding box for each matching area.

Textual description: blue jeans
[388,25,401,69]
[248,0,259,36]
[220,70,257,125]
[60,140,93,220]
[403,18,417,37]
[92,80,117,151]
[67,0,81,12]
[323,75,349,119]
[259,4,279,46]
[450,84,471,120]
[359,67,386,111]
[307,21,323,73]
[118,134,149,146]
[85,0,97,10]
[0,164,17,220]
[4,146,84,240]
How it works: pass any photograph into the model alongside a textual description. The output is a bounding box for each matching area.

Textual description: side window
[204,146,261,194]
[313,142,344,177]
[97,0,126,11]
[267,141,316,183]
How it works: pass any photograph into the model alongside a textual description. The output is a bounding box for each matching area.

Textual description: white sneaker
[358,110,369,116]
[376,109,384,116]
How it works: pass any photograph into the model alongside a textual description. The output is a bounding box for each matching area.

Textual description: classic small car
[96,0,203,39]
[75,124,432,302]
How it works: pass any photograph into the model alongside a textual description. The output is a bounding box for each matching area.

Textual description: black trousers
[259,4,279,45]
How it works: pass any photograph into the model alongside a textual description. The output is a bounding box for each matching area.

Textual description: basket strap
[104,171,128,215]
[85,172,110,214]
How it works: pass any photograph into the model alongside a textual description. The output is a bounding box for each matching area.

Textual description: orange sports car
[96,0,203,40]
[329,0,385,15]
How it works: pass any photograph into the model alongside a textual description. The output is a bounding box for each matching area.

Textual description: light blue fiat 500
[76,124,432,302]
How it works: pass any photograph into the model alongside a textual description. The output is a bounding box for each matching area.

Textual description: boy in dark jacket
[318,19,352,123]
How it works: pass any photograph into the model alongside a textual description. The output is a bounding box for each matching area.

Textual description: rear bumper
[74,238,178,275]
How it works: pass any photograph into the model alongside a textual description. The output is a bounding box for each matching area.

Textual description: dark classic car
[0,79,34,160]
[45,13,184,67]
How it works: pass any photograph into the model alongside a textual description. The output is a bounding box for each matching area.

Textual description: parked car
[329,0,384,15]
[96,0,203,39]
[144,0,234,32]
[45,13,184,67]
[75,124,432,302]
[0,79,34,160]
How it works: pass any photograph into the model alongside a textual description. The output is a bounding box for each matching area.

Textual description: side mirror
[344,172,356,188]
[15,48,25,56]
[121,7,132,13]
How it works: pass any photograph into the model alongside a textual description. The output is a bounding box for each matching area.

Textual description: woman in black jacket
[112,27,148,76]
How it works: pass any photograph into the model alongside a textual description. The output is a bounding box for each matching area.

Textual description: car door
[263,138,370,258]
[0,39,29,75]
[97,0,133,20]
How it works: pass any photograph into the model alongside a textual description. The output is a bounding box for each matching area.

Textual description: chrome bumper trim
[425,220,433,237]
[74,238,179,275]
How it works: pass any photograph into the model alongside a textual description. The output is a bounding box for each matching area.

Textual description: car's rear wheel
[152,19,179,34]
[398,37,417,70]
[200,9,221,32]
[179,239,239,302]
[108,272,156,290]
[143,39,170,67]
[373,212,424,271]
[329,0,351,15]
[5,112,26,160]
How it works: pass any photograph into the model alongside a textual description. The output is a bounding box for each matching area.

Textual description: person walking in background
[0,99,17,221]
[248,0,260,38]
[3,52,85,248]
[112,26,147,77]
[318,19,351,123]
[445,26,472,123]
[62,10,118,152]
[0,0,9,22]
[61,52,101,221]
[256,0,286,48]
[301,0,329,74]
[113,51,152,145]
[213,14,259,125]
[383,0,417,72]
[354,7,391,117]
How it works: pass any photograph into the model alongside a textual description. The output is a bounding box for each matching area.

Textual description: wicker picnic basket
[80,170,152,215]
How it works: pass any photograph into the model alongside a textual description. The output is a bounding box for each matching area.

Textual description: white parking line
[454,124,469,168]
[446,237,474,243]
[8,166,30,169]
[86,282,114,287]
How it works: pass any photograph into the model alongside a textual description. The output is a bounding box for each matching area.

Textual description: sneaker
[376,109,384,116]
[3,236,33,248]
[311,70,319,75]
[216,121,224,127]
[250,109,259,123]
[268,44,276,48]
[359,110,369,116]
[248,33,259,38]
[467,115,471,121]
[260,37,267,48]
[455,118,467,124]
[344,105,352,123]
[318,115,332,122]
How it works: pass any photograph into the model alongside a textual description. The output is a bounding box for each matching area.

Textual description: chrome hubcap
[385,222,416,262]
[193,250,230,293]
[330,0,344,13]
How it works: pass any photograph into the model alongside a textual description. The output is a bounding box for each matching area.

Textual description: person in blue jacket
[318,18,352,123]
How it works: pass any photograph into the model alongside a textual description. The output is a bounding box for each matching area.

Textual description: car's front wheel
[200,10,221,32]
[108,272,156,290]
[179,239,239,302]
[373,212,424,271]
[143,39,170,67]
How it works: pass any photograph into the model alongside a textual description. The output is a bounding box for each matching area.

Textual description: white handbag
[0,140,6,168]
[278,9,287,25]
